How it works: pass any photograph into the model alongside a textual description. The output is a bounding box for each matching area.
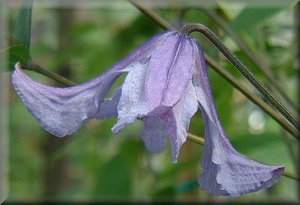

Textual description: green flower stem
[127,0,173,30]
[187,133,300,182]
[128,1,176,28]
[187,133,204,145]
[179,24,299,131]
[280,130,299,171]
[283,170,300,181]
[26,61,76,86]
[197,8,299,111]
[205,55,300,140]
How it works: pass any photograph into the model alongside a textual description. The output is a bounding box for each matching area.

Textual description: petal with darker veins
[145,33,194,110]
[111,60,149,134]
[160,80,198,163]
[12,63,120,137]
[192,41,284,196]
[142,116,168,153]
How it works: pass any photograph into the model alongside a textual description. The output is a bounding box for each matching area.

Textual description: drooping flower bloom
[12,30,284,196]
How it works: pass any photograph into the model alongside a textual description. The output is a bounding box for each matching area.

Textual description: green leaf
[1,45,30,71]
[6,0,33,70]
[229,7,285,32]
[12,0,33,50]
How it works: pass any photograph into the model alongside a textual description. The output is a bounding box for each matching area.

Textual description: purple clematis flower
[11,30,284,196]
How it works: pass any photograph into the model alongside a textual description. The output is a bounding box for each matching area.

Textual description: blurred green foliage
[6,0,32,69]
[5,0,298,203]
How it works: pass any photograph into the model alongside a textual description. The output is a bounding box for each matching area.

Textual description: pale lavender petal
[111,60,150,133]
[12,63,120,137]
[160,81,198,163]
[96,30,173,120]
[191,41,284,196]
[200,111,284,196]
[145,33,194,110]
[142,116,168,153]
[96,88,122,119]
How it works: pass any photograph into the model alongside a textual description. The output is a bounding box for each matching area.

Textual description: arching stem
[180,24,299,131]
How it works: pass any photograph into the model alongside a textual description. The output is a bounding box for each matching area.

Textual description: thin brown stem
[205,55,300,140]
[199,8,299,111]
[128,0,173,30]
[180,24,299,131]
[26,61,75,86]
[187,133,204,145]
[283,171,300,181]
[280,130,299,171]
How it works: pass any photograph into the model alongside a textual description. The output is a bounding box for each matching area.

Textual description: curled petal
[160,81,198,163]
[12,63,120,137]
[199,112,284,196]
[111,61,150,133]
[145,33,194,110]
[192,42,284,196]
[142,116,168,153]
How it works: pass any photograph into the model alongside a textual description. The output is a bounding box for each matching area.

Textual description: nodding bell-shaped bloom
[12,30,284,196]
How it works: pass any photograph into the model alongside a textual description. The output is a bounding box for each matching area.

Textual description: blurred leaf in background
[7,0,32,69]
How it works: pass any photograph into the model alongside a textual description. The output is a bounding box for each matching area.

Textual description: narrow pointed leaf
[10,0,33,68]
[12,0,33,50]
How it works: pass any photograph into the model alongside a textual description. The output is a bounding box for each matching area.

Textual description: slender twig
[280,130,299,171]
[129,0,175,29]
[127,0,173,29]
[297,2,300,73]
[26,61,75,86]
[198,8,299,111]
[187,133,204,145]
[283,171,300,181]
[180,24,299,131]
[205,55,300,140]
